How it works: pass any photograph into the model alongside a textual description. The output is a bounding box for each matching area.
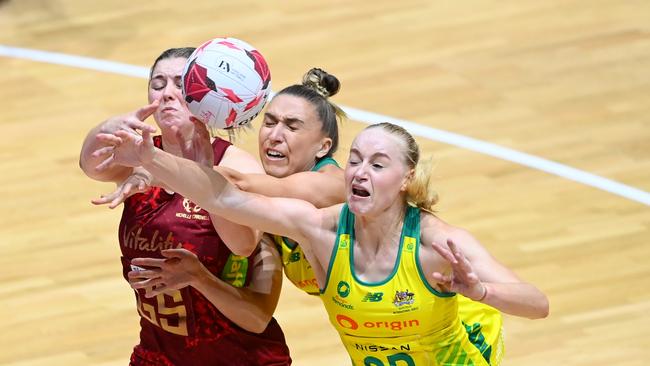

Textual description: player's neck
[160,134,184,158]
[354,203,406,256]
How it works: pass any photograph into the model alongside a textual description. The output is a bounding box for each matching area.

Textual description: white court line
[343,107,650,206]
[0,45,150,78]
[2,44,649,206]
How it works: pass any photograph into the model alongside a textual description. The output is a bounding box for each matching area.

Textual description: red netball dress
[118,136,291,366]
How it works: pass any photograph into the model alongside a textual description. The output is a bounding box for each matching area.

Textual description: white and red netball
[182,37,271,129]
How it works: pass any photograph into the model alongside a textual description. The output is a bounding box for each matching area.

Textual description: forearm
[215,168,345,208]
[192,267,274,333]
[143,149,313,242]
[80,122,132,182]
[479,282,549,319]
[144,149,230,212]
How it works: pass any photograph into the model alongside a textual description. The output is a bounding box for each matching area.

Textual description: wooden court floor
[1,0,649,365]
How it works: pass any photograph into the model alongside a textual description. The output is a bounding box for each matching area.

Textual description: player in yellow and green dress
[321,204,505,365]
[111,120,549,365]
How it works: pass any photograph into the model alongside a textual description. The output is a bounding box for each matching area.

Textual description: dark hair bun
[302,68,340,97]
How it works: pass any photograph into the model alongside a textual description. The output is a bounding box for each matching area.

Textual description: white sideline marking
[2,44,648,206]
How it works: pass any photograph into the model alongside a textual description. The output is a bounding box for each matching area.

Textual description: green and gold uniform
[274,157,339,295]
[321,204,504,366]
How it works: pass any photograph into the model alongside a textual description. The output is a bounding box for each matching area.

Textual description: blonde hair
[365,122,438,213]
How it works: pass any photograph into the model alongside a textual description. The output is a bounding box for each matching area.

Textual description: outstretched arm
[110,128,323,253]
[79,101,158,183]
[423,220,549,319]
[217,165,345,208]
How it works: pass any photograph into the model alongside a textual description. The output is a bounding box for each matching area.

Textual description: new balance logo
[362,292,384,302]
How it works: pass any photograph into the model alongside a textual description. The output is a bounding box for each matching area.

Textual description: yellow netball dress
[274,157,339,295]
[320,204,504,366]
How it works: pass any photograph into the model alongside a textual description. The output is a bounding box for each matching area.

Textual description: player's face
[148,57,193,131]
[258,94,332,178]
[345,128,411,216]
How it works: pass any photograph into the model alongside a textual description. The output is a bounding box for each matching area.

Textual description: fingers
[131,277,164,291]
[189,116,205,127]
[145,284,169,298]
[91,146,114,158]
[161,248,193,258]
[121,181,134,195]
[191,118,210,138]
[161,249,197,266]
[160,249,180,258]
[91,192,118,205]
[432,272,453,293]
[160,250,187,266]
[445,239,475,280]
[92,184,127,207]
[445,239,465,264]
[128,270,162,292]
[138,179,146,191]
[134,99,160,121]
[91,196,110,205]
[446,239,464,262]
[432,271,452,284]
[431,241,457,264]
[114,129,137,141]
[131,257,165,268]
[94,155,115,172]
[92,175,147,207]
[125,120,156,134]
[96,133,123,145]
[141,129,153,149]
[189,118,210,144]
[108,190,128,209]
[128,269,160,281]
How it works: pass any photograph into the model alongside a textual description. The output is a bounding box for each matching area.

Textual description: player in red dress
[80,47,291,365]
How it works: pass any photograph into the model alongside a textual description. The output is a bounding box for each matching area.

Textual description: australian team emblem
[393,289,415,307]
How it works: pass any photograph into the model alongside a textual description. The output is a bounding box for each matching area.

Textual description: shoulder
[220,144,264,174]
[314,156,341,171]
[290,164,343,184]
[420,212,475,247]
[420,212,486,263]
[320,203,344,231]
[316,162,343,176]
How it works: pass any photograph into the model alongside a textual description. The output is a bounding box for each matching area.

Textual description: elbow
[529,295,550,319]
[232,245,256,257]
[243,314,272,334]
[79,157,92,177]
[226,234,258,257]
[212,217,259,257]
[539,296,550,319]
[234,177,250,192]
[79,161,100,181]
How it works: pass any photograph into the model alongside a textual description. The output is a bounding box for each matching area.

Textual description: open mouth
[352,187,370,197]
[266,149,286,160]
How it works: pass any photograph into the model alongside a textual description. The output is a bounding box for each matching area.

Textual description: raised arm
[421,216,549,319]
[217,164,345,208]
[79,101,158,183]
[111,128,325,256]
